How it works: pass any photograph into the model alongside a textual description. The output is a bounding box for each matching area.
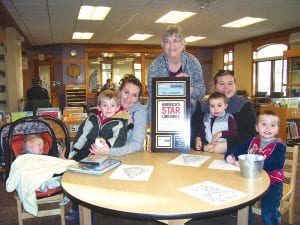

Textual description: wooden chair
[4,116,70,225]
[252,145,299,224]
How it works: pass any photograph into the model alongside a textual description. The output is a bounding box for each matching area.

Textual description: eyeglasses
[163,39,182,45]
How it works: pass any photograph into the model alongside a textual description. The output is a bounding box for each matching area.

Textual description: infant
[22,135,61,192]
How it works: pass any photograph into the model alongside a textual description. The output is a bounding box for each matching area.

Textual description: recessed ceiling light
[185,36,206,43]
[72,32,94,39]
[78,6,111,20]
[128,34,153,41]
[222,17,267,28]
[155,11,196,24]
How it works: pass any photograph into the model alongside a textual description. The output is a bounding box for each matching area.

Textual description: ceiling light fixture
[78,6,111,20]
[155,11,196,24]
[72,32,94,39]
[222,17,267,28]
[198,0,210,10]
[185,36,206,42]
[128,34,153,41]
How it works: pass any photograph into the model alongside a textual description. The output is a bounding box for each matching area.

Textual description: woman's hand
[195,137,202,151]
[175,73,189,77]
[89,139,110,156]
[212,132,222,143]
[203,142,227,153]
[203,143,215,152]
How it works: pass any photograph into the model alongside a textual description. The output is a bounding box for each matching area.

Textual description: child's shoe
[65,210,77,221]
[59,196,70,206]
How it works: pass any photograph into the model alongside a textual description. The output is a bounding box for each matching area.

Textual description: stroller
[2,115,71,225]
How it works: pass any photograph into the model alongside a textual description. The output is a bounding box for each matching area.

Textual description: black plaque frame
[151,77,190,152]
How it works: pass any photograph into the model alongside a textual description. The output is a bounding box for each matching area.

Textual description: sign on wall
[151,77,190,152]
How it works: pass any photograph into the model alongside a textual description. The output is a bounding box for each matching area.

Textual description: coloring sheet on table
[110,164,154,181]
[208,160,240,171]
[168,154,210,167]
[179,181,247,205]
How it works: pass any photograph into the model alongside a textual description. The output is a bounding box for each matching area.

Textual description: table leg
[79,204,92,225]
[237,206,249,225]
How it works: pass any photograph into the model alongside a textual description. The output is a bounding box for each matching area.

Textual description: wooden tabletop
[61,150,270,222]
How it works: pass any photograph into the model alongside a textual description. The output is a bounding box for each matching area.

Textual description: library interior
[0,1,299,225]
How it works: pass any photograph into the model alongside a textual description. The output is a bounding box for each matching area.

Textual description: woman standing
[90,74,147,156]
[147,25,206,119]
[191,69,256,153]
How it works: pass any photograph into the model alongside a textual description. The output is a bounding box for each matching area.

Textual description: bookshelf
[47,119,83,139]
[260,102,300,145]
[0,43,7,111]
[283,49,300,97]
[65,85,87,107]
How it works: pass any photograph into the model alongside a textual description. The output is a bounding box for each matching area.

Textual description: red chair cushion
[36,187,62,198]
[10,132,52,156]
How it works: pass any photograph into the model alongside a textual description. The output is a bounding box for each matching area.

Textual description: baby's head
[256,110,280,140]
[23,135,44,155]
[208,92,228,117]
[97,90,120,119]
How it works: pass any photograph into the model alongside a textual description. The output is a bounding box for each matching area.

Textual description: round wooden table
[61,151,270,225]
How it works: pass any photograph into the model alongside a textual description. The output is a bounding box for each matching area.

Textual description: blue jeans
[261,182,283,225]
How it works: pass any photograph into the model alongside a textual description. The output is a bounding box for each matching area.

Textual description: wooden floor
[0,168,299,225]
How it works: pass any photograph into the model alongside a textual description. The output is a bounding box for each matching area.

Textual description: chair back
[0,123,10,179]
[280,145,299,224]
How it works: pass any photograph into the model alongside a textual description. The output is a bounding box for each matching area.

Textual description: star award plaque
[151,77,190,152]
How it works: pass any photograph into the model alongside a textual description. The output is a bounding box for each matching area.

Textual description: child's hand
[226,154,236,165]
[212,132,222,143]
[89,139,110,156]
[59,147,66,159]
[195,137,202,151]
[248,143,258,154]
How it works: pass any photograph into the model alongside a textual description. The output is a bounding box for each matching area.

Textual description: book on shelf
[10,111,33,122]
[0,111,11,123]
[70,112,87,119]
[36,107,61,118]
[287,121,299,140]
[67,158,121,175]
[63,115,82,122]
[79,155,108,166]
[63,112,87,121]
[63,107,84,117]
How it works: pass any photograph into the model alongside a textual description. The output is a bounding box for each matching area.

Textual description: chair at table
[0,123,10,180]
[252,145,299,224]
[3,115,70,225]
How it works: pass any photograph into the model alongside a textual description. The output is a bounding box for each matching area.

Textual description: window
[253,44,288,96]
[224,50,233,70]
[134,63,141,81]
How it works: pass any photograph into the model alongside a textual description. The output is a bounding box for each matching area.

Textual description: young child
[225,110,286,225]
[71,89,131,161]
[22,135,62,192]
[22,135,44,155]
[195,92,238,152]
[6,134,76,215]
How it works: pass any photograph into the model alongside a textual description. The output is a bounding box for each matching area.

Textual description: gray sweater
[147,51,206,120]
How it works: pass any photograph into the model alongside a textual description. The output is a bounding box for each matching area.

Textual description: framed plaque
[151,77,190,152]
